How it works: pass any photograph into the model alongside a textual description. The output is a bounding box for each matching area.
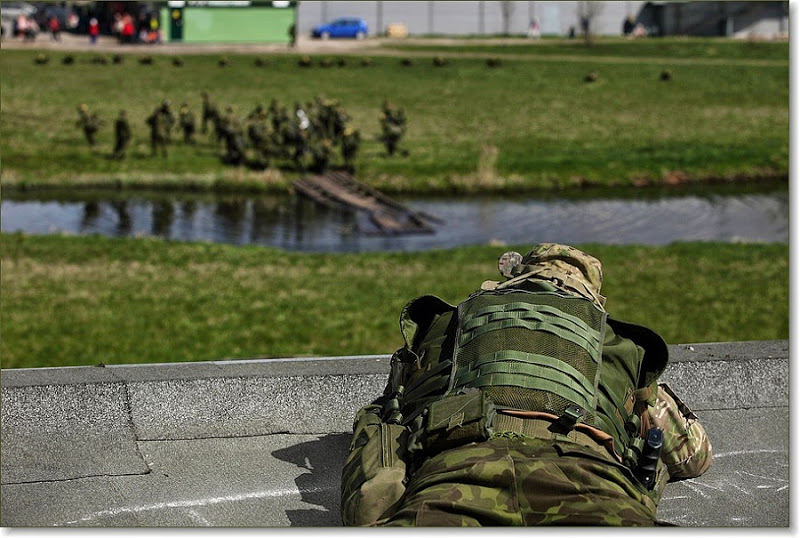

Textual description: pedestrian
[112,110,131,159]
[341,244,712,527]
[121,14,135,44]
[48,15,60,41]
[88,17,99,44]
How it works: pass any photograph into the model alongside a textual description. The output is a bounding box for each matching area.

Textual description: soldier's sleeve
[646,383,713,481]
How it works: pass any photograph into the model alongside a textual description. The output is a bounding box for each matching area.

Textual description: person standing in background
[88,17,99,44]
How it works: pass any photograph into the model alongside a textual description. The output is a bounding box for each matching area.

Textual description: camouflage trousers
[378,436,660,526]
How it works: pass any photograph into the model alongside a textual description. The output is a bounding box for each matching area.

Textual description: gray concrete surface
[0,341,789,527]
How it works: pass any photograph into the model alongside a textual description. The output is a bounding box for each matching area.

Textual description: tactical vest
[390,284,669,474]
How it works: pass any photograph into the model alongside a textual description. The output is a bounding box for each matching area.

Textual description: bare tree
[577,1,604,45]
[501,0,516,36]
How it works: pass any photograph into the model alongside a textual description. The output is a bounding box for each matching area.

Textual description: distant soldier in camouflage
[379,100,407,156]
[341,127,360,173]
[145,104,169,157]
[159,100,177,144]
[179,103,197,144]
[220,105,246,165]
[309,137,334,173]
[76,103,101,146]
[201,91,219,135]
[246,108,268,148]
[246,109,277,168]
[341,243,712,527]
[111,109,131,159]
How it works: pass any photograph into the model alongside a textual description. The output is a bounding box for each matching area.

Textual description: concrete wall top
[0,340,790,527]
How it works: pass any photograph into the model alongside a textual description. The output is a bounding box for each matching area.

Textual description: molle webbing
[452,351,596,411]
[448,290,637,453]
[457,302,602,355]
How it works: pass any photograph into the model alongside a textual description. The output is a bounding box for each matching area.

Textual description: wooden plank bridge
[292,171,443,235]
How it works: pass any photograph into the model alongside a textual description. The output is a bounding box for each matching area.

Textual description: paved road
[2,31,787,67]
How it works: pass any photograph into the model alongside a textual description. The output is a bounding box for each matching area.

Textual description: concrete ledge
[0,341,789,527]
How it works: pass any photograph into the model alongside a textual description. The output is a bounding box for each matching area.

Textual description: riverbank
[0,233,789,369]
[0,37,789,194]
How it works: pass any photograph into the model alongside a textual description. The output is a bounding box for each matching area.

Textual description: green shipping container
[161,4,295,44]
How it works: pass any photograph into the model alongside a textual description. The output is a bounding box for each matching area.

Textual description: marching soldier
[112,109,131,159]
[201,91,219,135]
[379,100,407,156]
[76,103,101,146]
[341,127,360,173]
[179,103,197,144]
[146,105,169,157]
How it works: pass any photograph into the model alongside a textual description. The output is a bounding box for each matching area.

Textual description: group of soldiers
[199,92,364,173]
[75,93,407,174]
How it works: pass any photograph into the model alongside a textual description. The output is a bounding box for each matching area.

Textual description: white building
[296,1,789,38]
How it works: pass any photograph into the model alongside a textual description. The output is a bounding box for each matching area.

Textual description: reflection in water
[1,188,789,253]
[81,201,100,229]
[111,201,131,236]
[152,201,174,237]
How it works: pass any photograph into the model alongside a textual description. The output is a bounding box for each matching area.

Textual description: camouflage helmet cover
[497,243,606,308]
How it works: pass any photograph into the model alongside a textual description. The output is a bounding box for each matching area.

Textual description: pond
[0,184,788,252]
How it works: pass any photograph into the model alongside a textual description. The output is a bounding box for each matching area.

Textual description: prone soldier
[341,244,712,527]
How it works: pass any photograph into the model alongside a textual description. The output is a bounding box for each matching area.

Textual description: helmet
[496,243,606,308]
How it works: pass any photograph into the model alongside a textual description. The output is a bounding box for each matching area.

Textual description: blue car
[312,17,368,40]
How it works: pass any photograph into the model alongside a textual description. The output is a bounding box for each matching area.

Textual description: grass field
[381,36,790,61]
[0,38,789,370]
[0,37,789,193]
[0,233,789,369]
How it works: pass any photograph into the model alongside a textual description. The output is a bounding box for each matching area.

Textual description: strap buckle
[548,405,585,434]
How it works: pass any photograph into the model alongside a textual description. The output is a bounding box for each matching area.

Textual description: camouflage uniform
[341,127,361,173]
[146,106,169,157]
[112,110,131,159]
[379,100,406,156]
[201,91,219,134]
[341,244,712,527]
[220,106,246,165]
[159,100,177,144]
[179,103,196,144]
[76,103,101,146]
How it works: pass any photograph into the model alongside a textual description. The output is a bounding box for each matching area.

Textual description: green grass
[0,233,788,369]
[382,36,791,62]
[0,38,789,193]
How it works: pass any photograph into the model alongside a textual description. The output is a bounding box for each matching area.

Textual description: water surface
[1,185,788,252]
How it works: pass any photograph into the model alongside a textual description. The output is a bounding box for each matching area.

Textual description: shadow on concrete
[271,433,351,526]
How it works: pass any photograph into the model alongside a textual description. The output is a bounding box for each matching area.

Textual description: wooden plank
[291,172,441,235]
